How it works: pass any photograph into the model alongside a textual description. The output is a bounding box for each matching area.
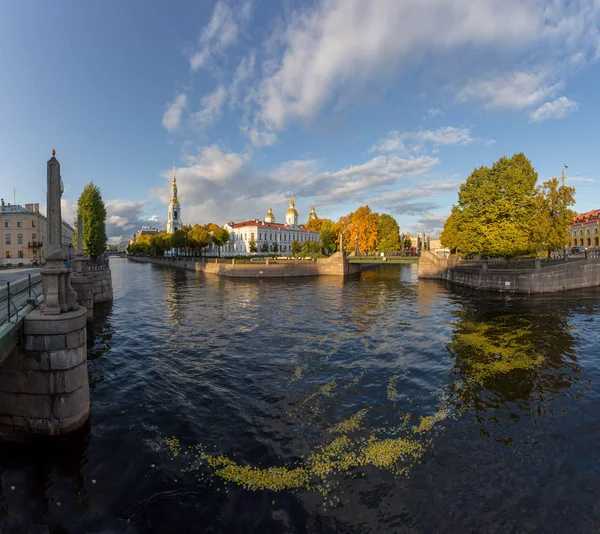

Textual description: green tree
[272,242,279,253]
[260,242,270,253]
[188,225,211,255]
[211,227,230,256]
[377,214,401,252]
[319,220,338,253]
[249,237,258,253]
[441,153,539,258]
[170,229,188,254]
[291,240,302,255]
[532,178,576,261]
[403,236,412,249]
[77,182,107,259]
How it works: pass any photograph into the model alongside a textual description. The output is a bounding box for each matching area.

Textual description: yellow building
[570,210,600,249]
[0,201,74,267]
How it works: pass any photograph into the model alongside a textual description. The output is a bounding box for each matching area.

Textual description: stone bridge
[0,152,113,441]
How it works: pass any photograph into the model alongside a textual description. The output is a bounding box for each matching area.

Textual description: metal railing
[87,258,110,271]
[0,274,43,326]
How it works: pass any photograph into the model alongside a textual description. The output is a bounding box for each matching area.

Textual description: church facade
[214,200,320,256]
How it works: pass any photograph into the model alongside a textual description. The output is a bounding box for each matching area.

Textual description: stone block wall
[128,253,361,278]
[0,306,89,440]
[418,250,600,294]
[70,274,94,319]
[90,269,113,303]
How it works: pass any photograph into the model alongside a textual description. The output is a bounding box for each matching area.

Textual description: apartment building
[0,201,74,267]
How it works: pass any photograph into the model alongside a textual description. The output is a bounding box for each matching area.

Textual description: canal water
[1,257,600,533]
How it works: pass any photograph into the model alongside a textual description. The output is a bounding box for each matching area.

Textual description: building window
[259,233,262,240]
[32,250,37,257]
[32,233,36,241]
[270,233,272,240]
[32,219,36,228]
[17,234,23,244]
[17,251,23,258]
[5,252,11,259]
[5,234,10,245]
[4,220,9,228]
[17,220,22,228]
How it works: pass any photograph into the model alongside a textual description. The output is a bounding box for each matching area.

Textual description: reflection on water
[1,258,600,533]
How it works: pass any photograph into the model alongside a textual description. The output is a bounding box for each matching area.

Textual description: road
[0,267,41,284]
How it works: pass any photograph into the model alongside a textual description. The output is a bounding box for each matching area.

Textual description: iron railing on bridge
[0,274,43,326]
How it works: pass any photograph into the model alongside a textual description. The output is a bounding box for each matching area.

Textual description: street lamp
[355,236,359,256]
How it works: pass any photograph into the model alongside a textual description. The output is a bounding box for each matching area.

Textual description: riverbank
[419,249,600,293]
[128,252,363,278]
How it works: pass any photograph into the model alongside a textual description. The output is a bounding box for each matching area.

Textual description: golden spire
[172,167,177,187]
[52,149,56,157]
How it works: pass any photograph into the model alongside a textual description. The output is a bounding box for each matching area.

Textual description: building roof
[0,204,37,215]
[226,219,316,232]
[572,209,600,225]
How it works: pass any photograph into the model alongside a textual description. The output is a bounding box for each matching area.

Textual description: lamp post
[355,236,359,257]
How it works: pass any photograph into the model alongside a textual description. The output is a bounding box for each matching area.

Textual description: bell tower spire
[167,168,181,234]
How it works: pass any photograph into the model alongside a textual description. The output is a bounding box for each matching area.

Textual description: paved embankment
[128,253,361,278]
[418,250,600,294]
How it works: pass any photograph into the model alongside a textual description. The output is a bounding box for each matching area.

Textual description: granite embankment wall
[0,305,89,440]
[90,269,113,302]
[128,252,361,278]
[418,250,600,294]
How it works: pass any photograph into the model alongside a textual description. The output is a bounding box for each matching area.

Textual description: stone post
[74,215,87,276]
[13,150,90,438]
[40,151,78,315]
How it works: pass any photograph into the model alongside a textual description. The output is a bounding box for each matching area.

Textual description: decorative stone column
[16,150,90,437]
[71,214,94,319]
[40,151,79,315]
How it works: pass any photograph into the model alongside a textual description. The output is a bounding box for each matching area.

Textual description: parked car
[571,246,587,254]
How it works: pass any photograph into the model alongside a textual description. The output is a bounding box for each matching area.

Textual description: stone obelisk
[40,150,78,314]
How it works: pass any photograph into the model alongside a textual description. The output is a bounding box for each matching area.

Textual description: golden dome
[265,206,275,222]
[285,199,298,216]
[308,204,317,221]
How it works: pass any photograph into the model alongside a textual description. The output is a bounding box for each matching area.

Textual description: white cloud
[192,86,227,127]
[189,0,252,71]
[254,0,550,131]
[529,96,578,121]
[162,94,187,131]
[102,199,151,237]
[427,108,442,118]
[457,70,562,110]
[178,145,250,185]
[371,126,475,153]
[370,131,406,153]
[413,126,474,146]
[569,177,595,183]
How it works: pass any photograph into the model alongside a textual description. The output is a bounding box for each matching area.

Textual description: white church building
[213,200,320,256]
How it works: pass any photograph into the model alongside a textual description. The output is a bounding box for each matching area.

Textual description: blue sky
[1,0,600,238]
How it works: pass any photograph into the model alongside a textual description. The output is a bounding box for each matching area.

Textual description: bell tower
[167,169,181,234]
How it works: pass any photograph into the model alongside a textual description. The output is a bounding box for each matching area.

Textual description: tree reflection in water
[446,297,582,440]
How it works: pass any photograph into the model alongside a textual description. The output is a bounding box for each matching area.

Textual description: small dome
[265,207,275,222]
[308,204,318,221]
